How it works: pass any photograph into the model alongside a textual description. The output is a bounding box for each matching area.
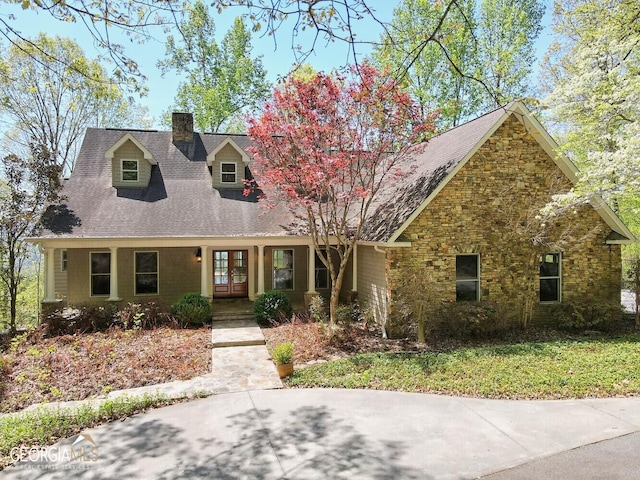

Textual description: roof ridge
[429,102,514,140]
[104,127,159,133]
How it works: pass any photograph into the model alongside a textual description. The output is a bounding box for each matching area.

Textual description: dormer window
[106,133,155,188]
[221,162,237,184]
[121,159,139,182]
[207,137,250,189]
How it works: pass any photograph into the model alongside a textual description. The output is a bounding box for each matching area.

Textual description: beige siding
[66,248,93,304]
[212,144,245,188]
[54,249,68,299]
[66,247,201,306]
[111,140,152,188]
[357,245,388,324]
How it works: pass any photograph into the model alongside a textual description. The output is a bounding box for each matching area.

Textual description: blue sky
[2,1,553,128]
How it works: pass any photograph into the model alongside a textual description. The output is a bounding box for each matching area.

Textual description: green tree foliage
[0,143,63,335]
[158,2,271,133]
[373,0,544,128]
[0,34,152,174]
[0,0,184,89]
[540,0,640,219]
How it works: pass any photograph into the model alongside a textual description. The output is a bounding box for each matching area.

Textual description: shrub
[42,302,177,336]
[428,301,514,340]
[271,341,293,365]
[117,302,175,330]
[309,295,328,323]
[170,293,212,326]
[335,303,361,325]
[549,300,625,331]
[43,305,116,336]
[254,290,292,326]
[0,355,10,376]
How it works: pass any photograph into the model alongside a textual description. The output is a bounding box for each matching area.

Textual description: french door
[213,250,248,298]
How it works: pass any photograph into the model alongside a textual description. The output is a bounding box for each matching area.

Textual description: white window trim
[90,251,111,297]
[220,162,237,184]
[134,250,159,296]
[61,249,67,272]
[273,248,295,291]
[456,253,480,302]
[121,159,139,182]
[540,253,562,303]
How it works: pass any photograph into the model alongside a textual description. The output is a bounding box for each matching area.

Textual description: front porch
[36,238,357,308]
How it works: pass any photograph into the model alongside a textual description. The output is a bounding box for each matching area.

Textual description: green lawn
[288,335,640,399]
[0,392,208,470]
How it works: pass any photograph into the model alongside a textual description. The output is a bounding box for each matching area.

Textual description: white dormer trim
[105,133,156,165]
[206,138,250,166]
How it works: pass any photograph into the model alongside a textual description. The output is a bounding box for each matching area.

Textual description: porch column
[43,247,56,302]
[257,245,265,295]
[351,243,358,292]
[307,244,317,294]
[200,246,209,297]
[108,247,121,301]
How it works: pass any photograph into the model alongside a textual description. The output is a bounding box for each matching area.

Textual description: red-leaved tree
[246,64,437,323]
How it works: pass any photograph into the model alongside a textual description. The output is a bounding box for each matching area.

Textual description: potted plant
[272,341,294,378]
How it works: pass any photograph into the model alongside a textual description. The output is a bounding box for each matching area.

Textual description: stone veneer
[386,116,622,326]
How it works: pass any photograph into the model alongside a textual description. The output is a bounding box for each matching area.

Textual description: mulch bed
[261,317,638,365]
[0,327,211,413]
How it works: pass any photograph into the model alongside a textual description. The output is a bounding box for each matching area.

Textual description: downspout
[374,244,388,339]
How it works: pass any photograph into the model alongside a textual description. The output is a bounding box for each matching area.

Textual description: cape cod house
[30,102,634,326]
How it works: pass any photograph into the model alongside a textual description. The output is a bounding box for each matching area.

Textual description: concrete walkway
[209,319,283,393]
[3,389,640,479]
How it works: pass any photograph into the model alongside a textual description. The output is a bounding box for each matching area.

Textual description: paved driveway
[3,389,640,479]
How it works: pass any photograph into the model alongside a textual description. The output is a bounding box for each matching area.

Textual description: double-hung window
[91,252,111,296]
[61,249,68,272]
[273,249,294,290]
[315,250,329,289]
[121,159,139,182]
[456,254,480,301]
[135,251,159,295]
[221,163,237,184]
[540,253,561,302]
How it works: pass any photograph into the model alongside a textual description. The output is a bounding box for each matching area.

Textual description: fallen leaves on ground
[0,327,211,413]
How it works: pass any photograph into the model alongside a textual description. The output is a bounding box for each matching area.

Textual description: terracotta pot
[276,362,294,378]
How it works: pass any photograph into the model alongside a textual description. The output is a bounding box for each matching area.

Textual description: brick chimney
[172,112,194,144]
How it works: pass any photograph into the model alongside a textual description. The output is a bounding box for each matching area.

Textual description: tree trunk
[8,249,17,335]
[417,304,425,343]
[328,259,347,324]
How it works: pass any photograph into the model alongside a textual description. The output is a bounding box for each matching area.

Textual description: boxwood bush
[170,293,212,326]
[254,290,292,326]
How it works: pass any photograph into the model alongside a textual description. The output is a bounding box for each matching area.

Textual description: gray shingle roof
[361,105,508,242]
[40,129,295,239]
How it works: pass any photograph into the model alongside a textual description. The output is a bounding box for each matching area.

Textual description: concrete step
[212,313,255,322]
[211,319,266,348]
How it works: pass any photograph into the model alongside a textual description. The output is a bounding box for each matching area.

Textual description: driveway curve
[3,389,640,479]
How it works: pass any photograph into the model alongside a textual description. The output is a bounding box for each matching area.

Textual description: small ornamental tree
[246,64,437,324]
[0,143,63,335]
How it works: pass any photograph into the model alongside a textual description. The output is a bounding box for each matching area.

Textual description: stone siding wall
[387,115,621,326]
